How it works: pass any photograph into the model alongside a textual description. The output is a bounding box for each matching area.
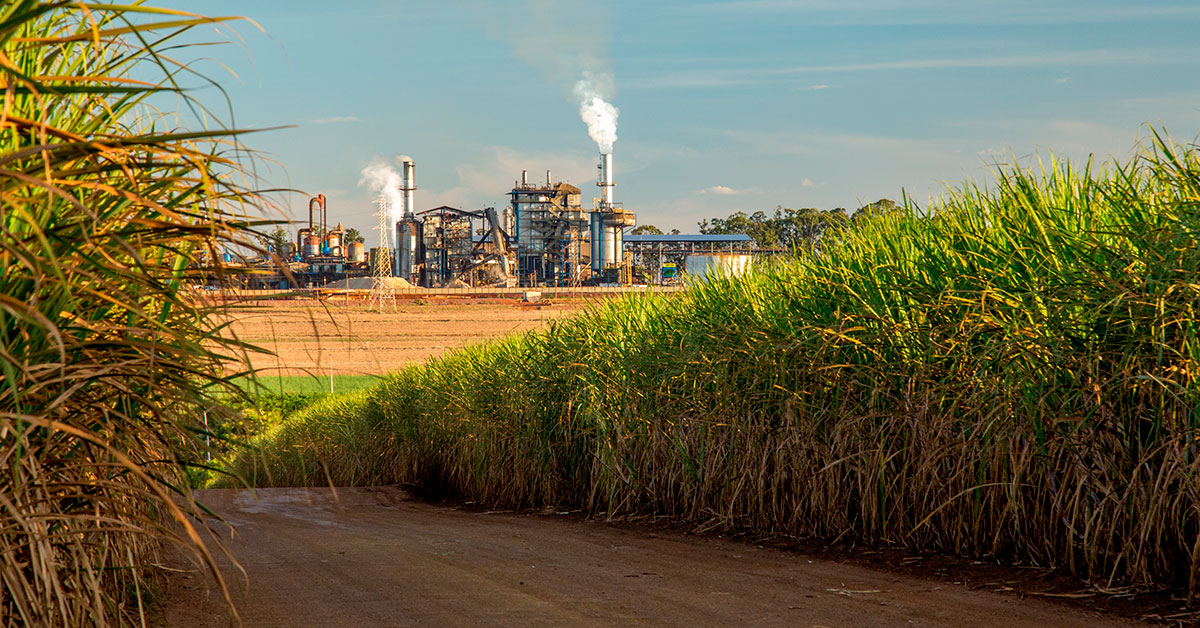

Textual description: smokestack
[401,158,416,219]
[600,153,614,206]
[546,170,552,186]
[521,169,528,187]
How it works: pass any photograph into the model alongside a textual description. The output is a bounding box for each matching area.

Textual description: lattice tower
[367,195,396,311]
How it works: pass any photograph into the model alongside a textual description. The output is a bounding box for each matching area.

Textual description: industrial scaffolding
[512,171,590,286]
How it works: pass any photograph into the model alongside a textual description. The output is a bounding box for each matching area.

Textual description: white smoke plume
[358,159,406,245]
[460,0,619,153]
[574,71,619,153]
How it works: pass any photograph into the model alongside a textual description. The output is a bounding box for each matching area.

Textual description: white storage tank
[684,253,752,280]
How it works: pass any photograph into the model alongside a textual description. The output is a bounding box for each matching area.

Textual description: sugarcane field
[4,1,1200,627]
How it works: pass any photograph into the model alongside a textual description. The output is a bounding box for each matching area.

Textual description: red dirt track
[158,488,1146,627]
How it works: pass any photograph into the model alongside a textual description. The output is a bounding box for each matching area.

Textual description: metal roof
[624,234,754,244]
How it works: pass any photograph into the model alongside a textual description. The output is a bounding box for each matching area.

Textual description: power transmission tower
[367,196,396,312]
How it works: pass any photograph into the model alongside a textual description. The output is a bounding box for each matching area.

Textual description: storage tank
[590,210,635,272]
[684,253,752,280]
[347,241,366,263]
[326,231,341,257]
[303,234,321,259]
[589,214,602,271]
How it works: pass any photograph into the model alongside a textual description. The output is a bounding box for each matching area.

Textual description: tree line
[697,200,900,251]
[633,199,901,251]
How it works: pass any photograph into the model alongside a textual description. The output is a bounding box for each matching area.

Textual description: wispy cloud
[1055,77,1072,84]
[800,178,816,187]
[699,185,760,195]
[779,48,1182,73]
[630,47,1195,90]
[311,116,361,125]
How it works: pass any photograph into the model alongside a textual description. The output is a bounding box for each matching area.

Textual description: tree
[852,198,901,222]
[698,210,780,247]
[630,224,663,235]
[699,205,855,252]
[258,226,290,255]
[345,227,365,243]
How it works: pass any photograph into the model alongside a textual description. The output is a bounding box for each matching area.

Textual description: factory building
[249,192,370,289]
[512,171,588,285]
[389,152,639,288]
[509,152,637,286]
[243,148,768,291]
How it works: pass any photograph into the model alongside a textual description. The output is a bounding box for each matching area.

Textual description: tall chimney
[401,158,416,218]
[521,169,528,187]
[600,153,614,206]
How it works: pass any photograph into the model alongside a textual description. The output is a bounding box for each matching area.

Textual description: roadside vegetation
[0,3,263,625]
[223,135,1200,598]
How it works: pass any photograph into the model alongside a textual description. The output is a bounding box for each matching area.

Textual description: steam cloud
[358,159,407,246]
[574,71,619,153]
[460,1,619,153]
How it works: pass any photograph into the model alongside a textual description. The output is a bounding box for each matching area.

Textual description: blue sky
[159,0,1200,236]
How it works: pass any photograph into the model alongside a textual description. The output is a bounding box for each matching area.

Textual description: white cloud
[311,116,361,125]
[800,178,816,187]
[1055,77,1072,84]
[699,185,754,195]
[808,84,829,90]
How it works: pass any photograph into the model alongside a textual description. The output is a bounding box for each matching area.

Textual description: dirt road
[159,488,1143,627]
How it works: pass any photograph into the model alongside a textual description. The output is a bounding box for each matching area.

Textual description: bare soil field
[220,296,593,378]
[157,488,1152,628]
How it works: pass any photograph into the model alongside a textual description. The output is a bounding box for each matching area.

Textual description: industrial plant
[250,150,755,291]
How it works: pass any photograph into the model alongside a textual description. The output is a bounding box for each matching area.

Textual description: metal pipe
[521,169,528,187]
[308,194,326,232]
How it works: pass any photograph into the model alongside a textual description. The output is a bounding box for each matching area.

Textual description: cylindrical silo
[590,212,603,272]
[303,234,321,258]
